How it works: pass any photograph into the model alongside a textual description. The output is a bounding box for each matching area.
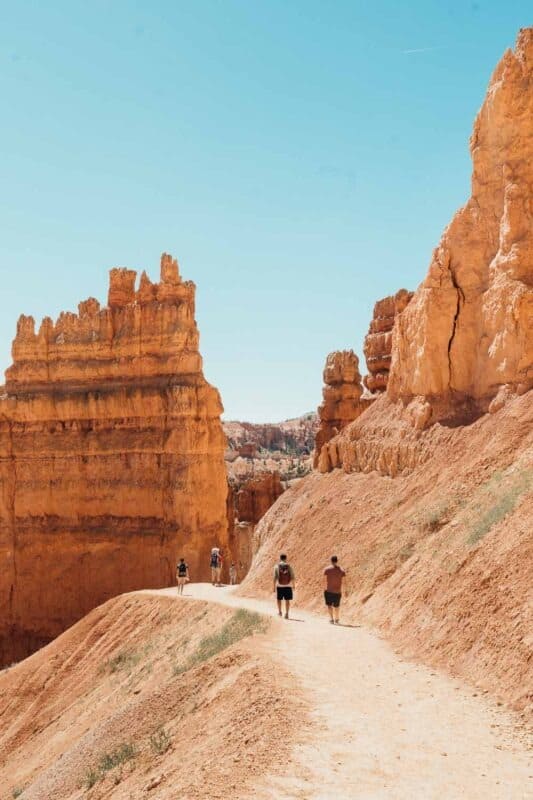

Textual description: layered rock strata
[363,290,413,393]
[388,29,533,422]
[313,350,370,468]
[227,471,284,575]
[0,253,229,665]
[320,27,533,475]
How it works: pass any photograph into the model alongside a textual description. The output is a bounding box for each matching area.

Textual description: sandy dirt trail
[144,585,531,800]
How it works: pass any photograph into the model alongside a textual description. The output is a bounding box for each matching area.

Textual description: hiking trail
[143,584,532,800]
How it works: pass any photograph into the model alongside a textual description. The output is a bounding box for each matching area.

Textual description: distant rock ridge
[0,253,230,665]
[317,27,533,476]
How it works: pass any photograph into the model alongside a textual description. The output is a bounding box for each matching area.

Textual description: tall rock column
[0,253,230,665]
[363,290,413,393]
[314,350,368,468]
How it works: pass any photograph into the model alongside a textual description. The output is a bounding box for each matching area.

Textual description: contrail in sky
[402,46,446,54]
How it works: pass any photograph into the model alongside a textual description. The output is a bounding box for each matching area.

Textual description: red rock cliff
[0,253,229,665]
[389,29,533,422]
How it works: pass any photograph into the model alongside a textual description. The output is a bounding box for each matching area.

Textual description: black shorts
[277,586,293,601]
[324,591,341,608]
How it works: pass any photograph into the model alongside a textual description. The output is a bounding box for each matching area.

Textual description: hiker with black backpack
[176,557,189,595]
[210,547,220,586]
[273,553,295,619]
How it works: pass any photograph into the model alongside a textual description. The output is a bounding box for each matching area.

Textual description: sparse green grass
[84,742,137,788]
[150,726,171,755]
[174,609,267,676]
[99,648,141,675]
[467,468,531,545]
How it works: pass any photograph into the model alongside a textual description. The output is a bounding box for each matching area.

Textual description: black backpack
[278,563,291,585]
[178,562,187,577]
[210,552,219,568]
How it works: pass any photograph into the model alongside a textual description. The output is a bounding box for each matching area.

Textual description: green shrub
[84,742,137,788]
[174,609,267,676]
[150,726,171,755]
[99,649,141,675]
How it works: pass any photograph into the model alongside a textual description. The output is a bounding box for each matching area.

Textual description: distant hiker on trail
[273,553,295,619]
[229,562,237,585]
[176,558,189,595]
[210,547,221,586]
[217,549,224,586]
[324,555,346,624]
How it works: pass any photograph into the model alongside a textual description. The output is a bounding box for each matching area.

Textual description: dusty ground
[2,585,531,799]
[0,593,302,800]
[243,392,533,718]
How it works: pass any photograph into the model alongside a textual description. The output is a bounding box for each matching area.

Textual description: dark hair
[179,557,185,562]
[280,553,287,561]
[331,555,338,563]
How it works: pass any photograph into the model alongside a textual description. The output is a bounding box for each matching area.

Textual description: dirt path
[144,585,531,800]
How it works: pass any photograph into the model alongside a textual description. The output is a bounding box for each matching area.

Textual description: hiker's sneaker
[278,611,282,617]
[285,613,289,619]
[329,619,335,624]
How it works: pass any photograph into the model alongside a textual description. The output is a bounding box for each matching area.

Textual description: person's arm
[273,565,278,591]
[323,570,329,591]
[290,565,296,588]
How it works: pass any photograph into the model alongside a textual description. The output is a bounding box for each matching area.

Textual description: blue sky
[0,2,530,421]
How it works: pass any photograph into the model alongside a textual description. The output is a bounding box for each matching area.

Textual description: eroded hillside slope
[244,393,532,717]
[0,594,299,799]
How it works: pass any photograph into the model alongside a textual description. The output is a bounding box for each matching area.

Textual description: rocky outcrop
[227,471,284,575]
[0,253,229,665]
[319,28,533,477]
[363,290,413,393]
[314,351,370,468]
[388,28,533,423]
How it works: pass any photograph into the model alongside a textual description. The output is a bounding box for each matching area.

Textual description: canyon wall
[0,254,230,665]
[319,27,533,476]
[388,29,533,421]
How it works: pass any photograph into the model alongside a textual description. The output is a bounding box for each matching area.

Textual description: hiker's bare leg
[284,599,290,619]
[277,597,282,616]
[334,605,340,623]
[327,604,334,622]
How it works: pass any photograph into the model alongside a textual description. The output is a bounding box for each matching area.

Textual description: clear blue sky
[0,2,530,421]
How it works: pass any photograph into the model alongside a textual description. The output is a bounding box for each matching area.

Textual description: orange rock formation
[363,290,413,393]
[313,350,370,469]
[0,253,229,665]
[319,27,533,475]
[227,471,284,573]
[388,29,533,422]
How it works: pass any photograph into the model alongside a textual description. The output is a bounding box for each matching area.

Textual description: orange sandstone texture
[0,254,229,665]
[313,351,370,468]
[388,28,533,421]
[227,471,285,573]
[363,289,413,394]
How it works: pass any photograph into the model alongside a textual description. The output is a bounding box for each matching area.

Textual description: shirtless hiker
[176,557,189,595]
[273,553,295,619]
[324,555,346,624]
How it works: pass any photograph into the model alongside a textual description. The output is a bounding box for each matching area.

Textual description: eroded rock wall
[0,254,229,664]
[389,29,533,421]
[363,290,413,393]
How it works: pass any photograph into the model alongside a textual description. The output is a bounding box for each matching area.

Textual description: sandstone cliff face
[227,471,284,575]
[319,28,533,476]
[314,350,370,468]
[0,254,229,665]
[389,29,533,421]
[363,290,413,393]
